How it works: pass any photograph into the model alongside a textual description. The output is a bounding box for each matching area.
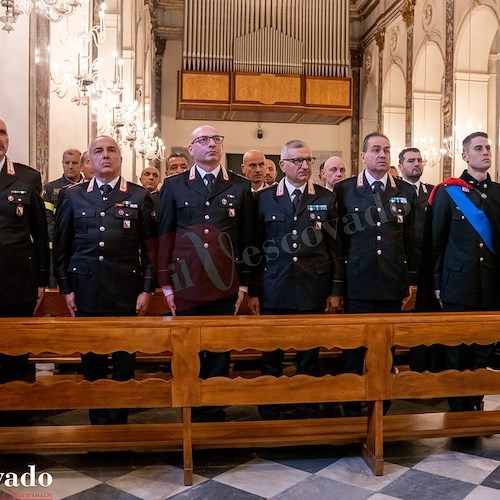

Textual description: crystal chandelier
[1,0,85,32]
[416,136,440,168]
[134,122,165,162]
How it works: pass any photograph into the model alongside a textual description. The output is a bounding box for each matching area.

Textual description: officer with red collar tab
[157,125,256,422]
[429,131,500,412]
[53,135,157,425]
[0,117,49,391]
[334,131,418,417]
[248,139,343,420]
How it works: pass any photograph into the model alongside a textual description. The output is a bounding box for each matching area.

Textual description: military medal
[315,221,322,230]
[123,220,131,228]
[397,214,404,223]
[7,195,14,202]
[221,198,228,205]
[118,209,125,216]
[228,208,236,217]
[16,205,24,217]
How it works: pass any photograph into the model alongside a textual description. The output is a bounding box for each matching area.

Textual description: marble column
[154,36,166,131]
[442,0,454,179]
[402,0,416,147]
[350,46,363,175]
[31,11,50,183]
[375,27,386,133]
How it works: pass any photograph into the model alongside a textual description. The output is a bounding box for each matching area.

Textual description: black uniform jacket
[251,179,343,310]
[53,177,157,314]
[413,181,434,261]
[157,166,256,308]
[158,166,256,308]
[431,171,500,309]
[334,171,418,301]
[0,158,49,308]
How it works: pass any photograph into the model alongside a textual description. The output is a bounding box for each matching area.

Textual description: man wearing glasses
[248,139,343,419]
[157,125,256,422]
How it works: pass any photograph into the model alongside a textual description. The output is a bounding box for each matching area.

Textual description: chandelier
[1,0,85,32]
[416,136,440,168]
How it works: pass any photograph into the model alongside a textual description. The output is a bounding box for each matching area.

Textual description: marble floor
[0,365,499,500]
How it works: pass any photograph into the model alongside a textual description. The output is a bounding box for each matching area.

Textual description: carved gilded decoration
[401,0,416,27]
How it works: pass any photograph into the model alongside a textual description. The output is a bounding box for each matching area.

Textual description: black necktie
[101,184,112,200]
[292,188,301,211]
[372,181,383,193]
[204,173,215,193]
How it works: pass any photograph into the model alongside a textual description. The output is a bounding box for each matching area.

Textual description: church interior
[0,0,499,499]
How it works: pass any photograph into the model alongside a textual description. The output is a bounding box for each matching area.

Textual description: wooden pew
[0,313,498,487]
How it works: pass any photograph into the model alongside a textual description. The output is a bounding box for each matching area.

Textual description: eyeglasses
[282,157,316,166]
[191,135,224,146]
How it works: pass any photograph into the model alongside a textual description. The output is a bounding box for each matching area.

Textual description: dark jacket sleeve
[139,191,158,293]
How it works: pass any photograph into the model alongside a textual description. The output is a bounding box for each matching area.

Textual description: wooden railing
[0,313,499,486]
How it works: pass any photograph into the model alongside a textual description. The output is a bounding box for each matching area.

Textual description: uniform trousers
[259,307,322,420]
[442,302,494,412]
[77,311,136,425]
[177,294,236,421]
[342,299,402,417]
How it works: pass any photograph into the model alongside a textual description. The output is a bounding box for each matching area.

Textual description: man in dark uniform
[430,131,500,412]
[44,149,83,287]
[399,147,434,266]
[139,165,161,214]
[0,117,49,388]
[248,140,343,419]
[157,124,256,422]
[334,132,418,416]
[53,135,157,425]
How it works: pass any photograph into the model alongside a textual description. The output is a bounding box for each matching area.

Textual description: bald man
[241,149,267,193]
[322,156,347,191]
[264,158,278,185]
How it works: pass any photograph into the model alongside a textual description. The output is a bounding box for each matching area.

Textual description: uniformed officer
[0,117,49,389]
[165,152,189,177]
[334,131,418,416]
[430,131,500,412]
[322,156,347,191]
[241,149,267,193]
[248,139,343,419]
[53,135,157,425]
[157,124,256,422]
[43,149,83,287]
[398,147,434,266]
[140,165,161,215]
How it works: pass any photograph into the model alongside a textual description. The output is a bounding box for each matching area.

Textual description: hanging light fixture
[1,0,85,32]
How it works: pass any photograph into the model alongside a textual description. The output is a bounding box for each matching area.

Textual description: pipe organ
[183,0,351,78]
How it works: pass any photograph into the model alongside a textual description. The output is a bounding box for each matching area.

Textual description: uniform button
[480,257,484,262]
[100,211,105,217]
[99,226,105,232]
[479,243,484,248]
[292,229,298,235]
[205,201,210,206]
[461,216,465,220]
[377,235,382,241]
[292,243,298,249]
[354,207,359,212]
[204,229,210,234]
[272,215,276,220]
[204,214,210,220]
[293,216,297,222]
[292,256,298,262]
[203,243,209,249]
[376,221,381,227]
[98,256,104,262]
[72,267,77,271]
[377,207,382,212]
[184,201,189,206]
[377,249,382,255]
[99,241,104,247]
[81,211,86,216]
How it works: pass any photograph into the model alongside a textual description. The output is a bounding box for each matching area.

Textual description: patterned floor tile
[380,469,476,500]
[107,464,207,500]
[367,494,401,500]
[169,480,265,500]
[413,450,499,484]
[481,465,500,490]
[463,485,500,499]
[63,483,143,499]
[382,439,446,468]
[213,458,310,498]
[192,449,259,479]
[272,475,373,500]
[316,456,408,492]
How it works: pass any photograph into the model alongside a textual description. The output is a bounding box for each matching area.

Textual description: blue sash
[446,185,495,254]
